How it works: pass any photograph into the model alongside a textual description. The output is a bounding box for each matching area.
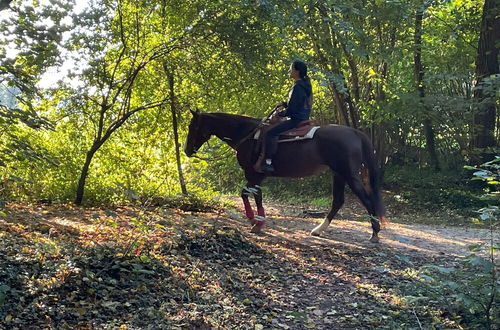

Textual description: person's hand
[269,112,281,124]
[275,102,286,110]
[277,110,287,117]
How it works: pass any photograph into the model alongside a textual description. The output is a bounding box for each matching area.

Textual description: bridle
[188,107,280,161]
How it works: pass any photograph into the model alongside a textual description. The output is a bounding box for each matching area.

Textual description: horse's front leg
[250,184,266,233]
[311,174,345,236]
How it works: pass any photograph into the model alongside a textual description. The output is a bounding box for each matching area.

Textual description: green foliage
[465,156,500,187]
[403,260,498,329]
[0,0,495,208]
[383,164,491,216]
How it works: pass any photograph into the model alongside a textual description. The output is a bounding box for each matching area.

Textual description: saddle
[252,120,320,173]
[277,120,319,142]
[253,120,319,141]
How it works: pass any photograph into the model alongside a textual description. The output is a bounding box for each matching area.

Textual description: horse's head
[185,110,211,157]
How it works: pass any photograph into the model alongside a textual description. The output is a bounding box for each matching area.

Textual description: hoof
[310,230,321,237]
[248,218,257,226]
[250,221,264,233]
[369,235,380,243]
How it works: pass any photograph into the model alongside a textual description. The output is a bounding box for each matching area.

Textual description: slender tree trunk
[414,2,440,171]
[75,146,99,205]
[164,65,188,195]
[472,0,500,161]
[314,46,352,126]
[341,43,360,102]
[330,87,350,126]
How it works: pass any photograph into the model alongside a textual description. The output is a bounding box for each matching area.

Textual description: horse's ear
[190,109,200,117]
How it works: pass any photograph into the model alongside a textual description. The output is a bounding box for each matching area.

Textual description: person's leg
[262,119,300,172]
[264,119,300,158]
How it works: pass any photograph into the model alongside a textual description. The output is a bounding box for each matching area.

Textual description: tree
[0,0,74,171]
[307,2,361,128]
[72,1,178,204]
[164,64,187,195]
[414,0,440,170]
[472,0,500,160]
[71,0,283,204]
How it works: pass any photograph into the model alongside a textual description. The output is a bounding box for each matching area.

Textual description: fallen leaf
[313,309,323,316]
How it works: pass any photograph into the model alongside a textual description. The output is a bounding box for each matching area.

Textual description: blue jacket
[279,79,312,121]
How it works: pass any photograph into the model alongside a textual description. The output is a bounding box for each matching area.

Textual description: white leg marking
[310,218,330,236]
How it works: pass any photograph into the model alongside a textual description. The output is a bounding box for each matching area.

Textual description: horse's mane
[204,112,261,125]
[202,112,261,141]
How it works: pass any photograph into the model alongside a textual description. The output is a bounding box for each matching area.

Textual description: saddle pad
[253,125,319,141]
[278,126,320,143]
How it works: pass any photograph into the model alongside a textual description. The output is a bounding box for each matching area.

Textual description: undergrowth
[383,164,490,214]
[397,157,499,329]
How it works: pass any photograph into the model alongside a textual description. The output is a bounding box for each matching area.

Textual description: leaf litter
[0,201,496,329]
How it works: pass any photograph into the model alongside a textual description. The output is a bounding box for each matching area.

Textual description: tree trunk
[75,147,99,205]
[314,47,352,127]
[310,6,360,128]
[472,0,500,161]
[0,0,14,11]
[165,65,188,195]
[414,2,440,171]
[341,43,360,102]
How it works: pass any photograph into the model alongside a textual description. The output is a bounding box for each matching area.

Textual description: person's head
[289,60,312,102]
[289,60,308,81]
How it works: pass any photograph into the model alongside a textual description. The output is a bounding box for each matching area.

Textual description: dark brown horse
[185,111,387,242]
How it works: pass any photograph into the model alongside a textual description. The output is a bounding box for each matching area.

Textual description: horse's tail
[359,132,388,226]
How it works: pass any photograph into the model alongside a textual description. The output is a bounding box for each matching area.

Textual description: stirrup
[260,163,274,174]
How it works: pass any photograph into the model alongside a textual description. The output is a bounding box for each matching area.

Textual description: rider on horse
[261,60,313,174]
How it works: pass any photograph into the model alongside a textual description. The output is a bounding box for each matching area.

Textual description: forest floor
[0,194,498,329]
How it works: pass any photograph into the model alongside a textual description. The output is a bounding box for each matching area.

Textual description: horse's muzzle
[184,147,197,157]
[184,141,196,157]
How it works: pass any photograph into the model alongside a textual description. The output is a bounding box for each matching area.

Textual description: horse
[184,110,388,243]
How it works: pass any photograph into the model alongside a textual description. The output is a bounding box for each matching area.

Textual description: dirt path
[225,194,499,259]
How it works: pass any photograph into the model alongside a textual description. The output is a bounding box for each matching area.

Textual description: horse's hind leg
[345,176,380,243]
[311,174,345,236]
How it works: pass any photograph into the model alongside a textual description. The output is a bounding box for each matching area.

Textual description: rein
[233,107,279,149]
[190,140,234,161]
